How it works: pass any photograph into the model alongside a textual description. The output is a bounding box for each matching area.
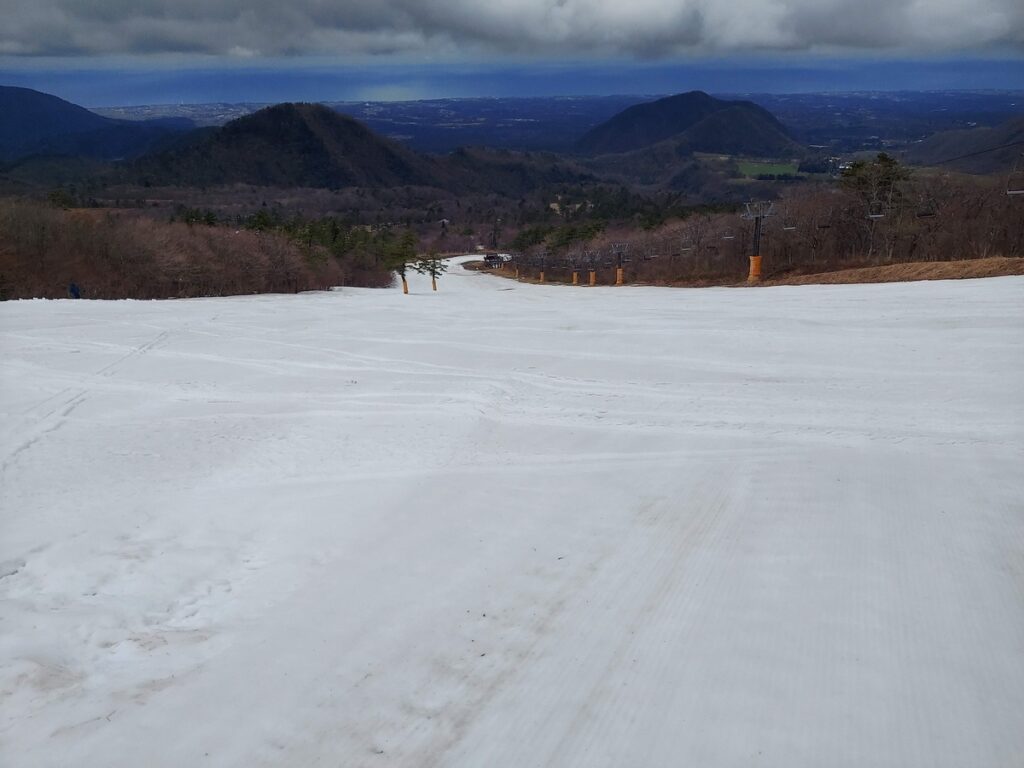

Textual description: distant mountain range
[6,85,1019,199]
[131,103,438,189]
[0,86,193,162]
[576,91,799,157]
[129,93,804,194]
[90,91,1024,156]
[128,102,594,194]
[1,86,806,195]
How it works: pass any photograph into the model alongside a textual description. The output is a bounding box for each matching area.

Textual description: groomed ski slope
[2,261,1023,767]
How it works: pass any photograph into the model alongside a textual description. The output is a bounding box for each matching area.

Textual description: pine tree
[385,229,418,294]
[414,249,447,291]
[840,153,911,211]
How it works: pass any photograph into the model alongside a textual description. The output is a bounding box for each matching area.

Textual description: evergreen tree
[841,153,911,213]
[414,249,447,292]
[385,229,418,294]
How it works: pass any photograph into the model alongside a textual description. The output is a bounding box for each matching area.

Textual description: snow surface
[2,262,1023,767]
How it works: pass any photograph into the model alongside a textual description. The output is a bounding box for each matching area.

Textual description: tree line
[0,198,455,299]
[507,156,1024,284]
[8,154,1021,297]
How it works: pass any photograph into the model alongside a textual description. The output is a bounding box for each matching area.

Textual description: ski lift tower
[585,250,598,286]
[490,216,502,249]
[742,201,774,283]
[612,242,628,285]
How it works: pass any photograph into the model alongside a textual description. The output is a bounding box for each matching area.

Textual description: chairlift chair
[611,242,631,267]
[1007,154,1024,196]
[867,182,898,220]
[742,201,774,220]
[915,194,938,219]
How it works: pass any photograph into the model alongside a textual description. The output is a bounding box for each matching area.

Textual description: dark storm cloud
[1,0,1021,58]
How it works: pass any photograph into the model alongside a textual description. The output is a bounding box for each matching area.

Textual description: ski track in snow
[1,261,1023,767]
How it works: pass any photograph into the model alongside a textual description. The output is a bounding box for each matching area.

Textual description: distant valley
[4,87,810,197]
[89,90,1024,155]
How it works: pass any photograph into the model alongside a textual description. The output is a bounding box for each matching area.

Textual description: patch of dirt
[480,257,1024,288]
[760,257,1024,286]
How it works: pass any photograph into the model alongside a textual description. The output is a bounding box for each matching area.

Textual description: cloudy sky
[1,0,1022,104]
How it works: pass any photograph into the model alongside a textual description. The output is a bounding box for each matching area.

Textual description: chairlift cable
[929,139,1024,167]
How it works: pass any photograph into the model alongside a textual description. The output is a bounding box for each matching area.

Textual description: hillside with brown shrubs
[508,170,1024,286]
[0,200,389,300]
[760,257,1024,286]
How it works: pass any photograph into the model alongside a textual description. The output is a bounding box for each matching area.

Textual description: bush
[0,200,388,299]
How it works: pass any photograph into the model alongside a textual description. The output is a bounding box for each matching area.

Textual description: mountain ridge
[126,102,595,193]
[0,85,194,162]
[577,90,800,158]
[905,115,1024,174]
[130,102,439,188]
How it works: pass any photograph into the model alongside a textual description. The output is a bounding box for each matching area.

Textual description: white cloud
[0,0,1020,58]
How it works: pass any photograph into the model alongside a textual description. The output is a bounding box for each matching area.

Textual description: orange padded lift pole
[747,212,764,284]
[613,243,628,286]
[748,255,762,283]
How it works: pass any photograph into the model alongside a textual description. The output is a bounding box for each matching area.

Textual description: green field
[737,160,800,177]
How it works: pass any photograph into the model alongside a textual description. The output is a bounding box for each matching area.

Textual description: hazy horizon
[3,57,1022,108]
[1,0,1021,107]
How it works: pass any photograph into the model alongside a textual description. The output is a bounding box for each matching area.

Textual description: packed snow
[2,261,1023,767]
